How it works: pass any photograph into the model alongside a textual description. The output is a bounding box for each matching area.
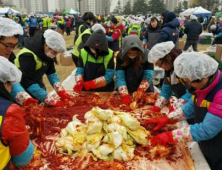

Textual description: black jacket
[84,29,109,57]
[184,20,202,41]
[18,31,56,89]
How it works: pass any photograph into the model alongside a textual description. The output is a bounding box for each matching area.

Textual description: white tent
[180,6,211,17]
[69,9,79,15]
[0,8,20,15]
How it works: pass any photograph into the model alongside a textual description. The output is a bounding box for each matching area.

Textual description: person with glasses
[0,17,39,106]
[14,29,71,106]
[116,35,154,105]
[0,56,34,169]
[145,52,222,170]
[147,41,191,112]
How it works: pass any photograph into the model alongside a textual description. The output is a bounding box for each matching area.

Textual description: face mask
[45,51,55,59]
[90,48,96,54]
[129,56,136,59]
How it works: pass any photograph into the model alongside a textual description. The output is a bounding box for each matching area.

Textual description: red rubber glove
[143,116,169,131]
[133,89,145,103]
[149,105,161,112]
[73,80,84,93]
[57,90,71,100]
[23,98,39,106]
[121,95,132,105]
[151,131,175,146]
[84,80,96,91]
[53,101,66,107]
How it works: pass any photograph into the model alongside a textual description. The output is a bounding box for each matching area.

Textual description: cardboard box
[58,53,73,66]
[215,45,222,61]
[179,40,185,50]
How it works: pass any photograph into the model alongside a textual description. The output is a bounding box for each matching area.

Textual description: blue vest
[193,71,222,170]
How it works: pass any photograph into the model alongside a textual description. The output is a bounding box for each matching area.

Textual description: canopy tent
[180,6,211,18]
[63,9,79,15]
[0,8,20,15]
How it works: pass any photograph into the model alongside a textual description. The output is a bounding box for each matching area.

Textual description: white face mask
[129,55,136,59]
[45,51,55,59]
[90,48,96,54]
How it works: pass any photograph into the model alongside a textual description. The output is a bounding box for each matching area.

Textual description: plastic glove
[53,100,67,107]
[84,80,96,91]
[45,93,65,107]
[73,80,84,93]
[121,95,132,105]
[169,97,186,112]
[143,116,169,131]
[57,90,71,100]
[151,131,174,146]
[133,90,145,103]
[23,98,39,106]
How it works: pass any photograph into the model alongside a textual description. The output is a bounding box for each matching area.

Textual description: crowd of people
[0,10,222,170]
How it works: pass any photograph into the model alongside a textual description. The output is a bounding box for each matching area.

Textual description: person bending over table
[73,30,115,93]
[116,35,154,105]
[145,52,222,170]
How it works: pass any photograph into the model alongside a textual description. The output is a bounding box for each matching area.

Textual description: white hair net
[0,17,23,37]
[210,24,216,30]
[0,56,22,83]
[43,29,66,53]
[190,15,197,20]
[174,52,218,81]
[145,18,151,25]
[148,41,175,63]
[91,24,106,33]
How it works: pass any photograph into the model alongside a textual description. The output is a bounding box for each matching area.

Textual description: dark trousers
[66,27,70,35]
[29,27,36,37]
[184,39,198,51]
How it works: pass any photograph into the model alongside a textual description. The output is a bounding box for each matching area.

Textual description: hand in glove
[23,98,39,106]
[84,80,96,91]
[57,90,71,100]
[169,97,186,112]
[133,80,149,103]
[151,131,175,146]
[15,91,38,106]
[45,93,66,107]
[150,96,168,112]
[143,116,169,131]
[121,94,132,105]
[133,90,145,103]
[73,80,84,94]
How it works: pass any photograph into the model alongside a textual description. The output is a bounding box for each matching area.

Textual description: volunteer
[14,29,70,106]
[148,41,191,112]
[0,56,34,169]
[143,17,161,50]
[75,12,96,42]
[158,11,179,44]
[116,35,154,105]
[0,17,38,106]
[145,52,222,170]
[106,17,123,52]
[73,30,114,93]
[72,23,106,66]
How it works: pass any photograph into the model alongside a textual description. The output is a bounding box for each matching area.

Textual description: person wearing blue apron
[73,29,115,93]
[144,52,222,170]
[116,35,154,105]
[148,41,191,112]
[0,57,34,170]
